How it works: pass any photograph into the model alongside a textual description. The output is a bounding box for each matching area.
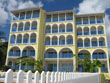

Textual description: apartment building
[6,7,109,72]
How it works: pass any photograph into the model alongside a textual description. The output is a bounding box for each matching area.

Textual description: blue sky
[0,0,110,41]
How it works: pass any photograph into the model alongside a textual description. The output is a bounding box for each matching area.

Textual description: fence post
[46,72,50,83]
[26,70,32,83]
[17,70,24,83]
[61,72,64,82]
[5,69,13,83]
[34,71,39,83]
[51,72,54,83]
[54,72,58,83]
[58,72,61,82]
[41,71,45,83]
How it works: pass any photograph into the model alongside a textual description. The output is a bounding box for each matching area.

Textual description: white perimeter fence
[4,69,100,83]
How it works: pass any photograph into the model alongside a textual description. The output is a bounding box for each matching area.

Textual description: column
[65,36,66,45]
[95,16,97,24]
[81,17,83,25]
[57,53,59,72]
[88,16,90,24]
[50,37,52,46]
[31,10,33,19]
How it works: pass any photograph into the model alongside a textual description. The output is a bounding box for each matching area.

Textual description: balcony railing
[9,52,20,57]
[18,27,23,32]
[30,38,36,43]
[76,21,82,25]
[52,29,58,33]
[97,20,104,24]
[44,54,57,58]
[77,32,82,36]
[17,39,22,44]
[9,65,19,70]
[45,41,50,45]
[99,42,105,46]
[98,31,104,34]
[59,28,65,33]
[31,26,37,30]
[59,40,65,45]
[66,28,73,32]
[66,16,73,21]
[23,39,29,43]
[84,43,90,47]
[84,31,89,35]
[12,27,16,32]
[67,40,73,45]
[59,17,65,21]
[60,66,73,72]
[91,31,96,35]
[92,54,106,59]
[92,42,98,47]
[52,41,57,45]
[22,52,35,56]
[77,43,83,47]
[59,53,73,58]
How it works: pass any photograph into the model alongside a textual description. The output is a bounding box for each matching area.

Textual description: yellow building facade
[6,7,109,72]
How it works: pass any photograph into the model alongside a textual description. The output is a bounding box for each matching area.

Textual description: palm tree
[17,56,44,73]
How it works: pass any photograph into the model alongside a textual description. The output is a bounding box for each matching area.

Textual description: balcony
[97,19,103,24]
[52,29,58,33]
[53,18,58,22]
[32,14,39,18]
[59,17,65,21]
[59,28,65,33]
[24,27,30,31]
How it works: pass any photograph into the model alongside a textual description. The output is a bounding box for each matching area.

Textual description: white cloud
[78,0,110,14]
[0,0,44,26]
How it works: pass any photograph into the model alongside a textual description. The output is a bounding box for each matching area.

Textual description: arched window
[9,47,20,57]
[92,38,98,47]
[59,36,65,45]
[77,28,82,35]
[78,50,91,59]
[52,36,57,45]
[17,34,22,43]
[66,23,73,32]
[44,48,57,58]
[31,21,37,30]
[22,46,35,56]
[92,49,106,59]
[23,34,29,43]
[52,24,58,33]
[77,38,83,47]
[91,26,96,35]
[67,35,73,45]
[99,37,105,46]
[45,37,50,45]
[59,48,73,58]
[18,22,23,32]
[12,23,17,32]
[45,25,51,33]
[98,26,104,34]
[24,22,30,31]
[30,33,36,43]
[84,27,89,35]
[10,35,16,44]
[84,38,90,47]
[59,24,65,33]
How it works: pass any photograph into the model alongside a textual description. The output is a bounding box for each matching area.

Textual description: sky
[0,0,110,47]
